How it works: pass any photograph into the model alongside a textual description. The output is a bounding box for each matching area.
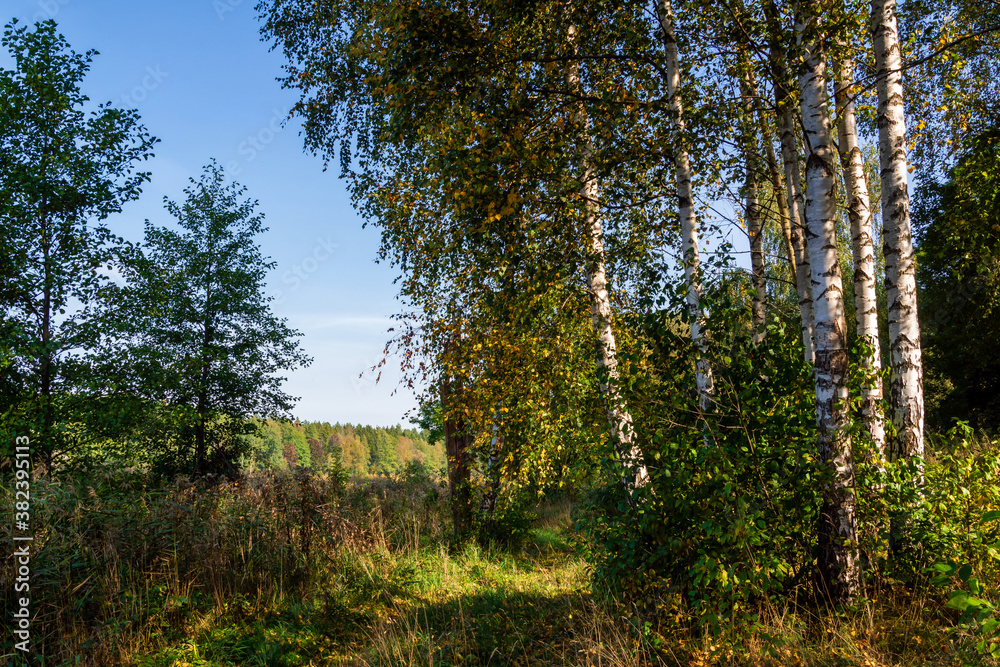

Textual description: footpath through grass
[137,498,650,667]
[135,507,977,667]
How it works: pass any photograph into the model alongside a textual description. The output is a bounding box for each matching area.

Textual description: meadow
[2,462,992,666]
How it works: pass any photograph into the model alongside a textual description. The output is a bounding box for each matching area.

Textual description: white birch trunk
[747,163,766,344]
[834,58,886,459]
[565,20,649,489]
[766,0,815,363]
[782,111,817,364]
[872,0,924,464]
[748,71,797,282]
[797,9,860,601]
[657,0,714,410]
[748,166,766,344]
[743,74,767,344]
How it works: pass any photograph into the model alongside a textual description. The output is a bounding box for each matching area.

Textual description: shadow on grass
[138,550,420,666]
[365,588,617,666]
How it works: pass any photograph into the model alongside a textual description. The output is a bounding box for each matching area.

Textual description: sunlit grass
[2,469,991,666]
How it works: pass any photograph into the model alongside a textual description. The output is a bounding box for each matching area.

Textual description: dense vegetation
[6,453,1000,665]
[1,0,1000,663]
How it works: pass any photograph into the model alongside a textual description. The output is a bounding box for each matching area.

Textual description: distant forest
[246,421,445,476]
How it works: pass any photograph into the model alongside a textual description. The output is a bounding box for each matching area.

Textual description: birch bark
[797,7,860,601]
[742,74,767,344]
[748,167,766,344]
[657,0,714,409]
[834,59,886,459]
[565,18,649,489]
[766,0,815,363]
[746,71,796,281]
[872,0,924,464]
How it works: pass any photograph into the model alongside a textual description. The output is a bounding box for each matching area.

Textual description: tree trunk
[657,0,715,410]
[479,422,501,517]
[40,210,54,475]
[747,70,796,282]
[742,74,767,344]
[872,0,924,465]
[441,376,472,539]
[834,58,886,459]
[565,16,648,489]
[195,318,213,475]
[797,7,860,602]
[766,0,815,363]
[747,162,766,344]
[194,407,207,474]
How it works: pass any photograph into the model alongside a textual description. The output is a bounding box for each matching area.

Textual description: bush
[581,292,828,625]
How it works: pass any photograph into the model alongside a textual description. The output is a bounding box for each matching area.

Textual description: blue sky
[5,0,418,426]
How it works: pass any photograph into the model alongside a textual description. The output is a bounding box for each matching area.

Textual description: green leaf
[947,590,975,610]
[931,562,957,575]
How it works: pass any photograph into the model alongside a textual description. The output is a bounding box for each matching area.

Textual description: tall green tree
[917,129,1000,432]
[280,421,311,468]
[0,19,156,471]
[117,162,311,474]
[368,428,399,474]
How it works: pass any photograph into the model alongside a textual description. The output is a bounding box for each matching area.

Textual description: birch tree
[565,13,648,489]
[117,163,311,475]
[656,0,715,409]
[765,0,815,362]
[834,58,886,458]
[872,0,924,464]
[746,70,797,291]
[747,162,766,345]
[742,73,767,344]
[796,2,860,601]
[0,20,155,471]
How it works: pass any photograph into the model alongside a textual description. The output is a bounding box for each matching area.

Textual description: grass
[1,467,996,666]
[132,501,648,666]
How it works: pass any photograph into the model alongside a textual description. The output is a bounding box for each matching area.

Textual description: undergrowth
[1,462,997,665]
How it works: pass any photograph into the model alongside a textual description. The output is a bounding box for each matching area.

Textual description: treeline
[247,420,445,476]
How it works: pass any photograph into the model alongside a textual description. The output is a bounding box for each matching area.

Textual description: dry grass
[1,468,994,666]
